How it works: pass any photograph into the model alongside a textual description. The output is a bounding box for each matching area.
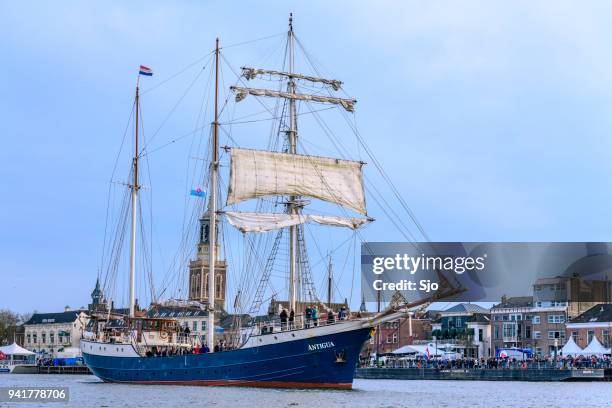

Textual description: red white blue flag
[139,65,153,76]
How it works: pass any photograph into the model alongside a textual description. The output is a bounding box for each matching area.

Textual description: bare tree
[0,309,20,345]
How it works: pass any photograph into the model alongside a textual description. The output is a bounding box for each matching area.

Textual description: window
[572,331,578,342]
[503,322,517,338]
[532,316,540,324]
[49,331,54,344]
[502,315,508,321]
[548,331,564,339]
[526,326,531,339]
[193,321,198,332]
[392,333,398,343]
[478,329,483,341]
[215,275,223,300]
[533,331,541,339]
[588,331,595,343]
[548,315,565,324]
[603,330,610,348]
[494,326,500,339]
[41,332,46,344]
[33,333,37,343]
[536,301,542,307]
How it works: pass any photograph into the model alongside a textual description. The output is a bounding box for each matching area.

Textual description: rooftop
[492,296,533,310]
[442,303,490,315]
[570,304,612,324]
[24,311,86,325]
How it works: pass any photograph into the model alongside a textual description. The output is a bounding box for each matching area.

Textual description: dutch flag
[139,65,153,76]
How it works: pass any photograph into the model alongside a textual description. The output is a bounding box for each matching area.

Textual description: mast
[207,38,220,351]
[327,255,333,308]
[287,12,298,314]
[228,14,359,318]
[129,85,140,318]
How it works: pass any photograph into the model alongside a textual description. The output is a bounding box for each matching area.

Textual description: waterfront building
[375,316,432,354]
[369,292,434,354]
[491,296,568,357]
[188,213,227,310]
[23,308,89,356]
[533,276,610,319]
[430,303,491,358]
[565,304,612,349]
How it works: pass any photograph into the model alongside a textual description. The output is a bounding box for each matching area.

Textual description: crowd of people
[144,339,233,357]
[364,355,612,370]
[277,305,349,331]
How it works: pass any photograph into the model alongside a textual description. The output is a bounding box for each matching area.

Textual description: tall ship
[81,15,452,388]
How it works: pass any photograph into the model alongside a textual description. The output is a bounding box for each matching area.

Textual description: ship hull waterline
[82,326,371,389]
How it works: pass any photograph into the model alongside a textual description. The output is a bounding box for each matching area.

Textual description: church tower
[88,278,106,312]
[188,211,227,310]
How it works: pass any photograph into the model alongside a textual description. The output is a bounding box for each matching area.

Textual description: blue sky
[3,1,612,314]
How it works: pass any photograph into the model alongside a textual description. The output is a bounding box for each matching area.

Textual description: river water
[0,375,610,407]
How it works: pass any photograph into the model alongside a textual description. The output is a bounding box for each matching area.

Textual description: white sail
[227,148,367,215]
[231,86,356,112]
[241,67,343,91]
[225,211,369,233]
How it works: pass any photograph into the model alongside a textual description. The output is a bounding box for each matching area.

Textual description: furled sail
[227,148,367,215]
[241,67,343,91]
[230,86,356,112]
[225,212,369,233]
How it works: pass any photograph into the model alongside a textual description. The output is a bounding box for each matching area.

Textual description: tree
[0,309,20,345]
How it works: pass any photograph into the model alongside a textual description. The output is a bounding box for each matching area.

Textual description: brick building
[565,304,612,349]
[491,296,568,357]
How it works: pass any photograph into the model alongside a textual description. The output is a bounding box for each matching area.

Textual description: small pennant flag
[139,65,153,76]
[190,187,206,198]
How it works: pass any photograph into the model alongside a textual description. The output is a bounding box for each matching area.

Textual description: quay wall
[355,368,607,382]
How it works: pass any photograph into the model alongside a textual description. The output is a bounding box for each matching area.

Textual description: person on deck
[280,308,288,330]
[312,306,319,327]
[327,310,335,324]
[305,306,312,328]
[289,309,295,329]
[339,306,347,320]
[202,344,210,353]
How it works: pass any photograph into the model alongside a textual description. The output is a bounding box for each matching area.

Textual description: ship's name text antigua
[308,341,335,351]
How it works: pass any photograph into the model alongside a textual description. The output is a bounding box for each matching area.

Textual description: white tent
[392,343,462,359]
[582,336,611,356]
[560,337,583,356]
[0,343,35,356]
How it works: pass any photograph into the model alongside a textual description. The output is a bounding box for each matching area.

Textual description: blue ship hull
[83,327,371,389]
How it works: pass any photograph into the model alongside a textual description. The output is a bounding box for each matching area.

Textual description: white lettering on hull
[308,341,335,351]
